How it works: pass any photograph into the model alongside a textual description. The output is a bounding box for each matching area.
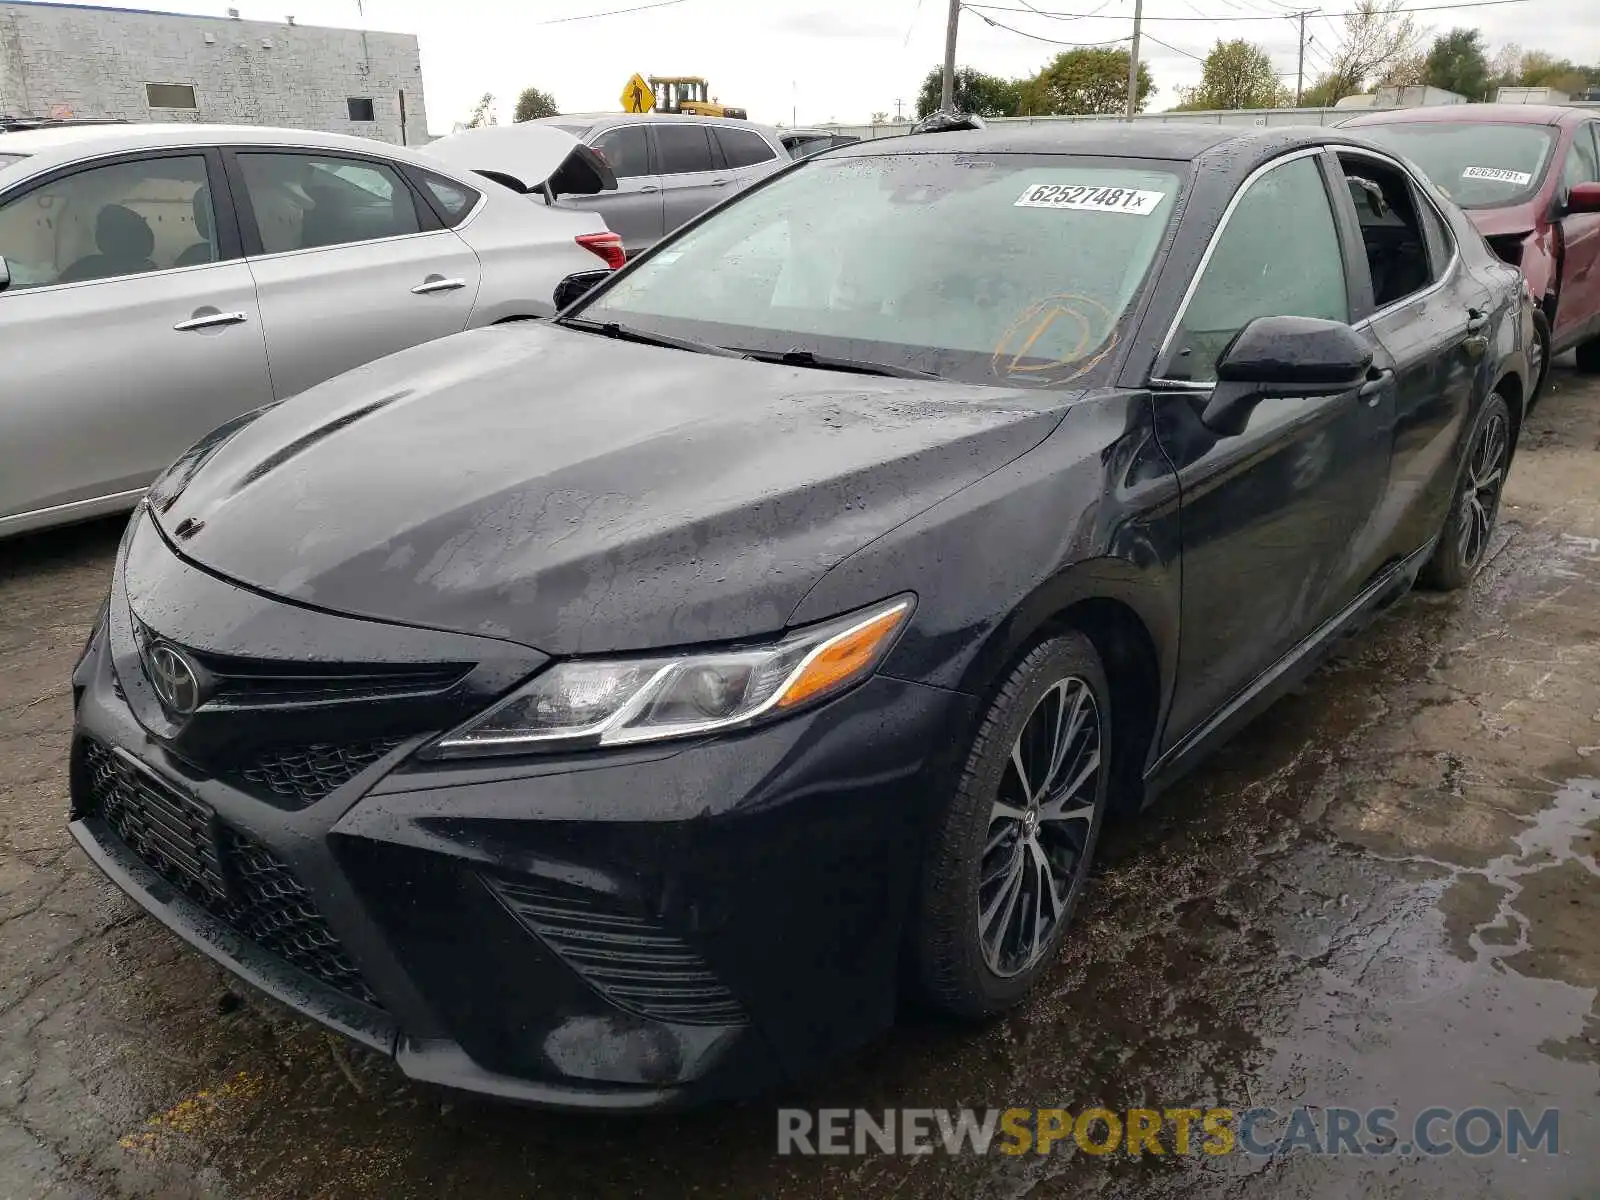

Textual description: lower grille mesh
[81,740,382,1009]
[486,875,746,1026]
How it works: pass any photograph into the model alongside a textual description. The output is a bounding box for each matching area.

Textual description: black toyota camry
[70,123,1532,1108]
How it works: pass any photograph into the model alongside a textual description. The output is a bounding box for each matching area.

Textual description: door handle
[1466,308,1490,334]
[411,277,467,295]
[173,311,248,332]
[710,178,732,187]
[1358,368,1395,405]
[638,184,660,194]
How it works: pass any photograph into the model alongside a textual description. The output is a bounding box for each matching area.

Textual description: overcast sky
[29,0,1600,130]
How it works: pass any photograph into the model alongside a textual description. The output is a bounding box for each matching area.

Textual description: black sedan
[69,122,1532,1108]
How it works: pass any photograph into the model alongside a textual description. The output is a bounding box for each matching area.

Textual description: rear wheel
[912,632,1111,1017]
[1419,392,1512,591]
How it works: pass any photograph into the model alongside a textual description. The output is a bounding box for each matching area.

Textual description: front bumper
[69,515,973,1108]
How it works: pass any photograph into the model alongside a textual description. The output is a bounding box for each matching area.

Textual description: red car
[1344,103,1600,395]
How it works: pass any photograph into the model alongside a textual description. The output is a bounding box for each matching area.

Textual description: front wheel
[1419,392,1512,591]
[912,632,1111,1017]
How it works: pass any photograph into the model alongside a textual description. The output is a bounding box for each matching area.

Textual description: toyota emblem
[145,642,202,716]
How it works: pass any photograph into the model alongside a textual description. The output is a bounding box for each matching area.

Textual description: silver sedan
[0,123,621,537]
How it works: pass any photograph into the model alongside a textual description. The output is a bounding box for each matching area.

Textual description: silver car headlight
[426,595,914,759]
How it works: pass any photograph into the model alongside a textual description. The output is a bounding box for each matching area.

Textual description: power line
[1142,32,1208,60]
[966,7,1133,44]
[536,0,690,24]
[965,0,1530,20]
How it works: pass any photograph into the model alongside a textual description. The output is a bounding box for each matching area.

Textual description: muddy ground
[2,363,1598,1199]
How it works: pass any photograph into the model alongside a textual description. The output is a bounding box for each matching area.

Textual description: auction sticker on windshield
[1462,166,1533,186]
[1014,183,1167,215]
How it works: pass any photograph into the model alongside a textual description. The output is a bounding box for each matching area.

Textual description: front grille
[237,740,404,809]
[486,875,746,1026]
[81,740,382,1009]
[220,832,382,1007]
[88,740,227,905]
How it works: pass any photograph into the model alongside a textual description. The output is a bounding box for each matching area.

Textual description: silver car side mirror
[0,256,10,294]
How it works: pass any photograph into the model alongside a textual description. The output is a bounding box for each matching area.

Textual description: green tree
[513,87,559,122]
[1424,29,1491,99]
[1018,48,1153,116]
[1177,40,1286,110]
[462,92,496,129]
[1517,51,1594,97]
[915,66,1022,118]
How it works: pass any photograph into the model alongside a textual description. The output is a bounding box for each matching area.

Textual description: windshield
[574,152,1184,388]
[1355,122,1557,208]
[0,153,27,170]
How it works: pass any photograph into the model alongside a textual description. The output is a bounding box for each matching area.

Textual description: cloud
[770,9,901,39]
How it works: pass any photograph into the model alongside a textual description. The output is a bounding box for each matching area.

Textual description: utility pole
[940,0,961,111]
[1294,10,1311,106]
[1125,0,1144,120]
[894,98,905,121]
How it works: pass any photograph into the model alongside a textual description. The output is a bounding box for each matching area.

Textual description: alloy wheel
[978,677,1102,978]
[1457,408,1508,571]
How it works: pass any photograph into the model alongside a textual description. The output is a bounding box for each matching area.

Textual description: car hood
[149,324,1071,654]
[1461,202,1542,240]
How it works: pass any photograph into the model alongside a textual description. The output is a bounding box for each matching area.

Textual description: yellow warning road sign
[620,74,655,114]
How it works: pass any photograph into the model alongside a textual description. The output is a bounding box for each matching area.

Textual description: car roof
[0,122,493,191]
[1341,102,1587,129]
[539,113,782,135]
[828,121,1315,162]
[0,122,492,193]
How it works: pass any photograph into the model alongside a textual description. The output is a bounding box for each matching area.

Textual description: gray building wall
[0,2,427,145]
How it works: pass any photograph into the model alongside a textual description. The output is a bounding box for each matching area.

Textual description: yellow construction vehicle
[646,76,747,120]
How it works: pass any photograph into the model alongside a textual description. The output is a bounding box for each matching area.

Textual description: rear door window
[713,127,777,169]
[589,126,652,179]
[655,123,715,175]
[235,152,423,253]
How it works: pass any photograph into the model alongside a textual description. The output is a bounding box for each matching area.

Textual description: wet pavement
[3,362,1599,1199]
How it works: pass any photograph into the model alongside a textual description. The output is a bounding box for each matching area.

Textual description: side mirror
[553,269,610,312]
[1566,181,1600,215]
[1201,315,1372,436]
[0,256,9,294]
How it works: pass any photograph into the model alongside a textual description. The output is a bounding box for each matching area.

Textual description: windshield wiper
[738,347,942,380]
[555,316,745,358]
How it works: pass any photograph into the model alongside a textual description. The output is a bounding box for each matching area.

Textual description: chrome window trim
[1149,146,1326,388]
[241,226,462,266]
[0,256,246,296]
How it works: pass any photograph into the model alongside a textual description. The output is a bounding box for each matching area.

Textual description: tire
[912,631,1112,1018]
[1577,335,1600,374]
[1419,392,1512,591]
[1529,310,1550,405]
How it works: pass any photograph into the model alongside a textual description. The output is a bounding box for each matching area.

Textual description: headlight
[426,595,914,759]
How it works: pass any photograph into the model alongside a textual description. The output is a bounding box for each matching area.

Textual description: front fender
[788,392,1182,722]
